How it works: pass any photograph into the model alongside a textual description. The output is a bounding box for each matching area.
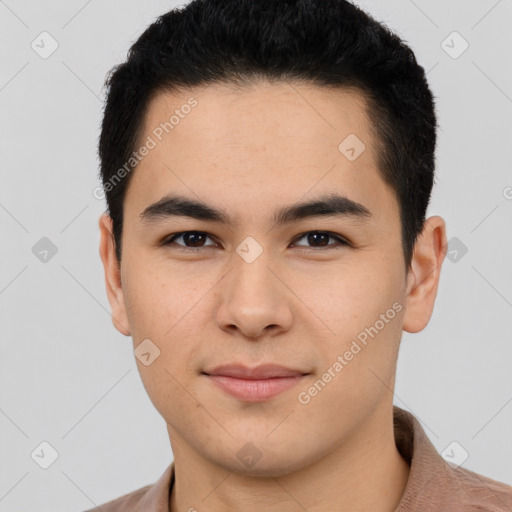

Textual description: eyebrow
[139,193,372,226]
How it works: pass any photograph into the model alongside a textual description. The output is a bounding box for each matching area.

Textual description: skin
[99,81,447,512]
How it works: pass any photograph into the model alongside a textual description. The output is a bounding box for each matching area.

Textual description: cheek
[134,357,203,433]
[307,258,405,389]
[122,259,210,378]
[122,256,205,341]
[122,265,206,418]
[296,261,403,338]
[298,292,404,431]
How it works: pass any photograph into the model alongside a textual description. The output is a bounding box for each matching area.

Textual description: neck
[168,403,410,512]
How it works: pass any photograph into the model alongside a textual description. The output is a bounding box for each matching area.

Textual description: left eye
[163,230,348,250]
[291,231,349,249]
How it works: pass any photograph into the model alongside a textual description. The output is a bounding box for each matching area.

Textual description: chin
[207,442,321,478]
[229,456,307,478]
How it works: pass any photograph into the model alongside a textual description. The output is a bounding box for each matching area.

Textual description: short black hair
[99,0,438,268]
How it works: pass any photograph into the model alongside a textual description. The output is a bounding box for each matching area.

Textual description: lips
[203,363,307,380]
[202,364,309,402]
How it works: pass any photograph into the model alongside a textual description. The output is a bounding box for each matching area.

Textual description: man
[91,0,512,510]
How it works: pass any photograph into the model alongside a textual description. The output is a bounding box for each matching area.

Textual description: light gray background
[1,0,511,510]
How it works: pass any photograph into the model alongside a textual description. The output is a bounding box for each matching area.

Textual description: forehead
[124,81,396,225]
[143,81,375,157]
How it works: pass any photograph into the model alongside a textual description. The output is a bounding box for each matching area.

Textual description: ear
[98,213,131,336]
[402,215,447,333]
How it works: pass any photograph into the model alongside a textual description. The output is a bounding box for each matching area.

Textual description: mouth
[202,363,309,402]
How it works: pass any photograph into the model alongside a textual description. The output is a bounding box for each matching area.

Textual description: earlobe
[98,213,131,336]
[402,216,447,334]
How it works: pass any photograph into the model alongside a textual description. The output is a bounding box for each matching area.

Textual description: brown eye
[292,231,349,249]
[164,231,217,248]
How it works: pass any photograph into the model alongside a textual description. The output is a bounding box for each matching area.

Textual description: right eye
[162,231,218,250]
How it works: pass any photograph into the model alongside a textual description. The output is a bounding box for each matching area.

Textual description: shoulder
[80,462,174,512]
[81,483,153,512]
[441,463,512,511]
[393,407,512,511]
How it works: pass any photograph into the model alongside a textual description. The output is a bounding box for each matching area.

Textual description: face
[99,81,446,476]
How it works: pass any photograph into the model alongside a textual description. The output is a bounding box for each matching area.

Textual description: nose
[215,249,293,341]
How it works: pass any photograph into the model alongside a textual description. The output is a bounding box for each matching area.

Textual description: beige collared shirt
[84,406,512,511]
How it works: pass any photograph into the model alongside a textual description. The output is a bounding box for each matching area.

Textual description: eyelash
[161,230,350,251]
